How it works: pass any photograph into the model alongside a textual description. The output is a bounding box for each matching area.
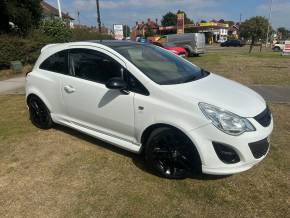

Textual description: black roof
[87,40,146,48]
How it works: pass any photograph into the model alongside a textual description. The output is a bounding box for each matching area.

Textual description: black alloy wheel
[28,96,53,129]
[145,127,201,179]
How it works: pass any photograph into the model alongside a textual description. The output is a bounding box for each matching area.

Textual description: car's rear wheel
[273,46,281,52]
[145,127,201,179]
[27,95,53,129]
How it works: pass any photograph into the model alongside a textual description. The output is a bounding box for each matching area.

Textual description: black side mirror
[106,77,129,94]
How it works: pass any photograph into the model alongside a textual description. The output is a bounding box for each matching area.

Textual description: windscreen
[114,44,208,85]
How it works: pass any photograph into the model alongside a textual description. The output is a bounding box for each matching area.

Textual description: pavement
[0,77,25,95]
[0,76,289,103]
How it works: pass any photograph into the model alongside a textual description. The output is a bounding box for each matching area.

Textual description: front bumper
[187,116,273,175]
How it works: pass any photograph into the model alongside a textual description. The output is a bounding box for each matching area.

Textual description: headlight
[199,102,255,136]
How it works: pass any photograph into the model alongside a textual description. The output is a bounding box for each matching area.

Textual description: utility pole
[77,10,80,24]
[57,0,62,19]
[266,0,273,47]
[239,13,242,23]
[96,0,102,33]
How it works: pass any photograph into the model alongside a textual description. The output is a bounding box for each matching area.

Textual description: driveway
[0,77,25,94]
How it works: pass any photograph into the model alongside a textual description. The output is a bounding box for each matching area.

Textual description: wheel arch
[26,91,52,113]
[141,124,201,157]
[140,123,202,171]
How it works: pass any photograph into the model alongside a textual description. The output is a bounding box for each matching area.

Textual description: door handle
[64,85,76,93]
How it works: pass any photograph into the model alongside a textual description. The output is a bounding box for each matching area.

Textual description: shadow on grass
[54,124,230,181]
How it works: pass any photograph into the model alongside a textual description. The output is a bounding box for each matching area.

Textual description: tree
[2,0,42,35]
[277,27,290,40]
[239,16,271,53]
[161,12,176,26]
[161,11,193,27]
[0,0,10,33]
[123,25,130,38]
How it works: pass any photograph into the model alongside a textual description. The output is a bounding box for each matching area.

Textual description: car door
[61,47,136,143]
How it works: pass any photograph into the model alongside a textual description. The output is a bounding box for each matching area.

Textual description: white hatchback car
[26,41,273,179]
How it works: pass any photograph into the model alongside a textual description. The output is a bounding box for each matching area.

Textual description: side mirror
[106,77,128,93]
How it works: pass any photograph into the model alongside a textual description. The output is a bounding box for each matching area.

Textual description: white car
[272,41,285,51]
[26,41,273,179]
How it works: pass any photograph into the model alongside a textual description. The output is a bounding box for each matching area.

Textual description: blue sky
[46,0,290,29]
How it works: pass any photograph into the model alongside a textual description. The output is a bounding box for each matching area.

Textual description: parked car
[272,41,285,51]
[221,40,245,47]
[161,33,205,56]
[26,41,273,179]
[151,41,187,57]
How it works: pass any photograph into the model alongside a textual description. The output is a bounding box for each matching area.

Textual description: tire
[27,95,53,129]
[145,127,201,179]
[273,47,280,52]
[184,48,191,57]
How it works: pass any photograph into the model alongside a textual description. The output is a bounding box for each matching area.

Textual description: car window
[39,50,68,74]
[114,44,207,85]
[125,71,149,96]
[69,48,122,84]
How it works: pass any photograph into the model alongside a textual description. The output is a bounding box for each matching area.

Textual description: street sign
[282,40,290,56]
[113,24,123,40]
[176,13,184,34]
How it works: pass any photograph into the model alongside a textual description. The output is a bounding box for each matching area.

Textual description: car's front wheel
[145,127,201,179]
[27,95,53,129]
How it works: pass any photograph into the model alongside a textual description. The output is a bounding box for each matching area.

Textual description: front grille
[248,138,269,159]
[254,106,271,127]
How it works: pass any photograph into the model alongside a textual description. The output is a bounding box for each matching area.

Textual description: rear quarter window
[39,50,68,74]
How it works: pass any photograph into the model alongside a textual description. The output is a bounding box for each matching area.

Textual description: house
[41,1,74,28]
[228,23,240,39]
[131,18,159,40]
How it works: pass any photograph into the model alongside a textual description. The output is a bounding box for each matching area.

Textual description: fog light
[213,142,240,164]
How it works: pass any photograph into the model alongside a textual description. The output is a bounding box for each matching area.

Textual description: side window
[39,50,68,74]
[69,48,122,84]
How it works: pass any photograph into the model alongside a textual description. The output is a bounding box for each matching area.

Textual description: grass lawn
[189,46,290,86]
[0,47,290,217]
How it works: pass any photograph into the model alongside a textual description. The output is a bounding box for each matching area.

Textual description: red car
[152,42,187,57]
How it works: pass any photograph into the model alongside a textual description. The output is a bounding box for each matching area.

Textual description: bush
[71,28,113,41]
[39,19,72,42]
[0,30,54,69]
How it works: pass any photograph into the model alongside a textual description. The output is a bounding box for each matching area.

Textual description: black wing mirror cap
[106,77,128,90]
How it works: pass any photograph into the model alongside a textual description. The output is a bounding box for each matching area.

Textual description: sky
[46,0,290,29]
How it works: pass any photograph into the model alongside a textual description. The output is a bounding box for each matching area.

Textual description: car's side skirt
[51,114,142,154]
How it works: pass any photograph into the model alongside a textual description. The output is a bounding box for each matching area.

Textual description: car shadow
[53,124,230,181]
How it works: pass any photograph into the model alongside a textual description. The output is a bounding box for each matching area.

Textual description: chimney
[147,18,150,23]
[142,21,144,25]
[155,18,158,24]
[135,21,138,26]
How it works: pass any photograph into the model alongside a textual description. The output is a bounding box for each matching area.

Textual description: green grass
[0,96,289,217]
[0,47,290,217]
[189,47,290,86]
